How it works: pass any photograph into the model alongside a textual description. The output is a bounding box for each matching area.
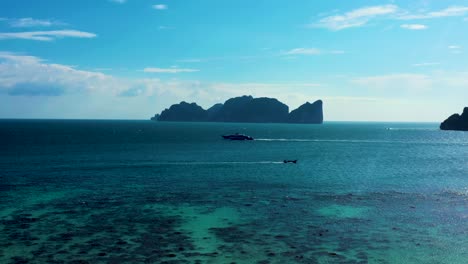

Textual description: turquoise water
[0,120,467,263]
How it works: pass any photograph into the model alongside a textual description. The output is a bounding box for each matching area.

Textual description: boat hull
[222,135,254,140]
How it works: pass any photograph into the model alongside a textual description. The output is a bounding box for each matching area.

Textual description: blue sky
[1,0,468,121]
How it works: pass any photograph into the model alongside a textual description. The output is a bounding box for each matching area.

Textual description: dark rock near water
[206,103,224,120]
[211,96,289,123]
[150,114,159,121]
[440,107,468,131]
[152,95,323,124]
[158,102,208,122]
[287,100,323,124]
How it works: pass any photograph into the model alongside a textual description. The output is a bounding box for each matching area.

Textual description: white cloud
[153,4,168,10]
[449,45,463,54]
[314,5,398,30]
[349,71,468,110]
[315,5,468,31]
[2,52,467,121]
[144,68,199,73]
[352,73,433,92]
[330,50,346,54]
[176,59,203,63]
[0,30,97,41]
[93,68,112,72]
[400,24,427,30]
[412,62,440,67]
[175,55,261,63]
[0,52,181,98]
[0,52,324,104]
[282,48,345,56]
[0,52,117,95]
[9,18,62,28]
[398,6,468,20]
[284,48,321,55]
[109,0,126,3]
[158,26,174,30]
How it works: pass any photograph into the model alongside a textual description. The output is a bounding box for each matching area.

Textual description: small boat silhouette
[283,160,297,164]
[222,133,254,140]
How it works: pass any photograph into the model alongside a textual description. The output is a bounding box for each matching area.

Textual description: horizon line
[0,118,441,123]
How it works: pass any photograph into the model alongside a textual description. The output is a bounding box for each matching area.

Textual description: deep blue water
[0,120,467,263]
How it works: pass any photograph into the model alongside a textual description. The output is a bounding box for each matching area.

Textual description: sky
[1,0,468,121]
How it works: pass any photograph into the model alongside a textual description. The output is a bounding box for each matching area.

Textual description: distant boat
[222,133,254,140]
[283,160,297,164]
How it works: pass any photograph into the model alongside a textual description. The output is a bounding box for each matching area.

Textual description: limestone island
[151,95,323,124]
[440,107,468,131]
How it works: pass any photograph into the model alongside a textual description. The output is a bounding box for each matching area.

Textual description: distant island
[440,107,468,131]
[151,95,323,124]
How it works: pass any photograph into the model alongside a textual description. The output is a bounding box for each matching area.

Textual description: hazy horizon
[1,0,468,121]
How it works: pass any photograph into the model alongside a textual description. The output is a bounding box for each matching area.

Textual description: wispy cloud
[352,73,432,92]
[144,67,199,73]
[284,48,321,55]
[0,52,163,97]
[314,5,398,30]
[153,4,168,10]
[282,48,345,56]
[0,30,97,41]
[176,49,344,64]
[0,52,112,95]
[449,45,462,49]
[158,26,174,30]
[315,5,468,31]
[398,6,468,20]
[176,59,203,63]
[9,18,63,28]
[330,50,346,54]
[0,52,321,106]
[448,45,463,54]
[93,68,113,72]
[3,52,468,121]
[109,0,126,3]
[400,24,427,30]
[348,71,468,115]
[412,62,440,67]
[175,56,261,63]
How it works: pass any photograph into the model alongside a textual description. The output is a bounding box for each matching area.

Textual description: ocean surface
[0,120,467,264]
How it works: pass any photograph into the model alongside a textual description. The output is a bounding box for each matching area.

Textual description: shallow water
[0,120,467,263]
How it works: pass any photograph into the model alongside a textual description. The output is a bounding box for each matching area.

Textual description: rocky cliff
[152,96,323,124]
[288,100,323,124]
[157,102,208,122]
[440,107,468,131]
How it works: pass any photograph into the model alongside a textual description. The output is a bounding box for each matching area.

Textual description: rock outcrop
[211,96,289,123]
[440,107,468,131]
[288,100,323,124]
[150,114,160,121]
[210,96,254,122]
[152,96,323,124]
[158,102,208,122]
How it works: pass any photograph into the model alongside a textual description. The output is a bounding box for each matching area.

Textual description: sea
[0,120,467,264]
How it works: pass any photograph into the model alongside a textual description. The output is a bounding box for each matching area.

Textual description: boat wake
[256,138,393,143]
[48,161,286,171]
[386,127,438,131]
[256,138,315,142]
[157,161,285,165]
[256,138,468,145]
